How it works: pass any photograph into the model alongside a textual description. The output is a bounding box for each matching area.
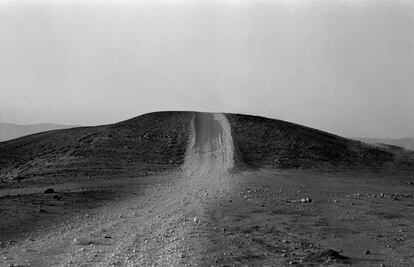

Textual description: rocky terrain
[0,112,413,266]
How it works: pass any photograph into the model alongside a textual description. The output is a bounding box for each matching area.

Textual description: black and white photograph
[0,0,413,266]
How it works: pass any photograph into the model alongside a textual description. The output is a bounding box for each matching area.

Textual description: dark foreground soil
[202,169,414,266]
[1,168,413,266]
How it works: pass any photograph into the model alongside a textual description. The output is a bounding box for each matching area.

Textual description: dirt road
[0,113,239,266]
[1,113,413,266]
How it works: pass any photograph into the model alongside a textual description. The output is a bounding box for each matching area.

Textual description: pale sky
[1,0,413,138]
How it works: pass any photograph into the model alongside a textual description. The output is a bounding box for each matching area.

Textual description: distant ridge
[356,137,414,151]
[0,122,75,142]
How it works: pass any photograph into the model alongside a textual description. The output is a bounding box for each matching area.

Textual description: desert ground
[0,112,413,266]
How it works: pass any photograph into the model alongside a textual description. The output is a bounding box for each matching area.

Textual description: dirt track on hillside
[1,113,413,266]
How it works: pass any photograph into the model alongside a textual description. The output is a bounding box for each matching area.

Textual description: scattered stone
[38,208,47,213]
[44,188,55,194]
[408,181,414,185]
[301,197,312,203]
[193,217,199,224]
[52,195,62,200]
[306,249,348,263]
[74,237,92,245]
[333,199,339,203]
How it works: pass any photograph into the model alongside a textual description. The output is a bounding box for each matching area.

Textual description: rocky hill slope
[227,113,413,169]
[0,112,193,187]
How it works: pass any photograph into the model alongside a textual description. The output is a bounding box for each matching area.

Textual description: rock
[193,217,199,224]
[53,195,62,200]
[74,237,92,245]
[44,188,55,194]
[306,249,348,263]
[38,208,47,213]
[104,235,112,239]
[301,197,312,203]
[364,250,370,255]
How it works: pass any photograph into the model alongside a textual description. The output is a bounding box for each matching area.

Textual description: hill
[1,112,413,188]
[0,122,73,142]
[2,112,414,266]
